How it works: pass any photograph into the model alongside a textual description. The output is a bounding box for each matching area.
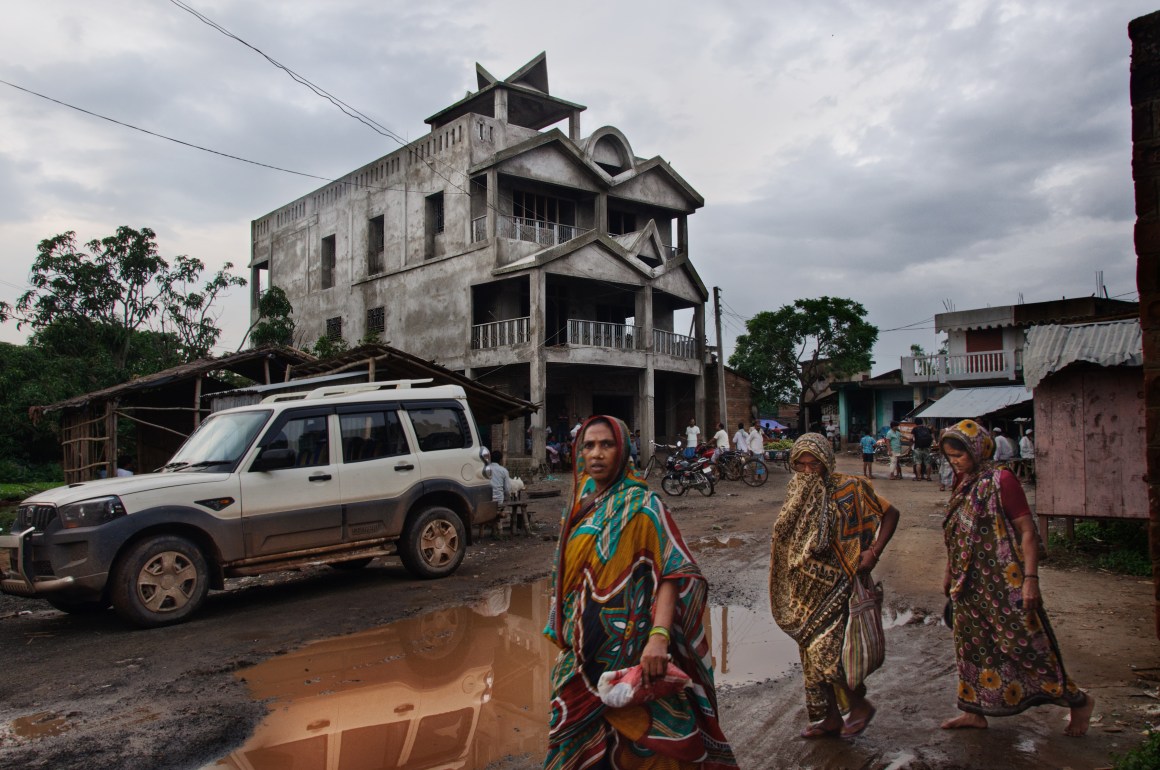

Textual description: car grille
[16,504,57,531]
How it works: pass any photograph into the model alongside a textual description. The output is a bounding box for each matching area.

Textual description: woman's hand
[943,566,952,597]
[640,633,670,687]
[1021,576,1041,611]
[858,548,879,572]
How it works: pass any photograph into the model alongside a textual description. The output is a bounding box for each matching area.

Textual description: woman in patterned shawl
[544,415,736,769]
[939,420,1095,735]
[769,433,900,738]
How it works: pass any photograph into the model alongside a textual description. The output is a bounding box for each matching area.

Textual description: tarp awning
[913,386,1032,420]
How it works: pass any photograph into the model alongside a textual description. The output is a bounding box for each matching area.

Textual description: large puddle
[204,579,799,770]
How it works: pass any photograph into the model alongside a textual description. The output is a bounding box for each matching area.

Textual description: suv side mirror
[252,447,296,472]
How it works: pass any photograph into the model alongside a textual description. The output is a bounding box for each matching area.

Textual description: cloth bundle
[841,575,885,691]
[597,662,693,708]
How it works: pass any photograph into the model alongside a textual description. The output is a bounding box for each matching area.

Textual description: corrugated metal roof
[913,386,1032,419]
[1022,319,1142,389]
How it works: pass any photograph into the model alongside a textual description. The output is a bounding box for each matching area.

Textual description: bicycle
[639,441,680,480]
[740,456,769,487]
[715,450,747,481]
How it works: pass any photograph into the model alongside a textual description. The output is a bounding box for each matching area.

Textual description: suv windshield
[164,410,272,471]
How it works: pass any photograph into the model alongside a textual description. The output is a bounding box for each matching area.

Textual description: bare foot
[941,712,988,729]
[1065,693,1095,737]
[801,719,842,739]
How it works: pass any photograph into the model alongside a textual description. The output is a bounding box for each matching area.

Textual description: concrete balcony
[471,317,530,349]
[566,319,641,351]
[901,350,1021,385]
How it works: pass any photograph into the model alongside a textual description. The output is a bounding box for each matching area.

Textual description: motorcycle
[660,452,716,497]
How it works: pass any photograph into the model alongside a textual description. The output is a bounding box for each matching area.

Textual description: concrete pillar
[636,286,655,450]
[694,303,707,428]
[569,110,581,142]
[1129,11,1160,639]
[529,271,547,466]
[494,89,508,123]
[596,192,608,236]
[486,168,499,240]
[677,215,688,253]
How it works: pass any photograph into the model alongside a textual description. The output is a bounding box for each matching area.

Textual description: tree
[729,296,878,426]
[244,286,296,348]
[3,227,245,369]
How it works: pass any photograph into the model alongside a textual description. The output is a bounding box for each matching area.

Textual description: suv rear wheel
[398,506,465,579]
[110,535,209,628]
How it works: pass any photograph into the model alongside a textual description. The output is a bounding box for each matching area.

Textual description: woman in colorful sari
[544,415,737,769]
[939,419,1095,735]
[769,433,900,738]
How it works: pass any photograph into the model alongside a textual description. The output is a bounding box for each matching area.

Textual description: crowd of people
[541,415,1090,768]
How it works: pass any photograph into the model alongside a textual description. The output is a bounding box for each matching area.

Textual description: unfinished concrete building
[249,54,709,465]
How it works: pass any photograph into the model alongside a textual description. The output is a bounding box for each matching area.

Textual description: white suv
[0,381,497,627]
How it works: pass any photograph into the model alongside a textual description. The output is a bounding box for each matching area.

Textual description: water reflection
[206,580,801,769]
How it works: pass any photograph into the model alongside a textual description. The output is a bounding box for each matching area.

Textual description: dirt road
[1,455,1157,769]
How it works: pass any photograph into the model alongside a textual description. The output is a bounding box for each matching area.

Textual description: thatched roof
[30,346,315,420]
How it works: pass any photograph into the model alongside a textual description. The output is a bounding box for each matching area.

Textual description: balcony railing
[499,216,585,248]
[653,329,698,360]
[471,317,530,350]
[471,216,487,243]
[901,350,1020,384]
[566,319,641,351]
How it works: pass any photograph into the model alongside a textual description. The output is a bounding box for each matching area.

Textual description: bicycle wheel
[661,473,685,496]
[722,456,743,481]
[693,471,715,496]
[640,455,656,480]
[741,459,768,487]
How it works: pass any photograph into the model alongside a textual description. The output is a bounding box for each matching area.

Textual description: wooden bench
[478,500,535,539]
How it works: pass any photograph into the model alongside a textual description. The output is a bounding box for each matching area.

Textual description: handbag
[842,573,885,691]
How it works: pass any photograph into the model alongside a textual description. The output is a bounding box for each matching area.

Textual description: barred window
[321,234,336,289]
[325,316,343,340]
[366,306,385,335]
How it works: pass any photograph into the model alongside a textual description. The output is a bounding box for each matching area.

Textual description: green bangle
[649,625,671,643]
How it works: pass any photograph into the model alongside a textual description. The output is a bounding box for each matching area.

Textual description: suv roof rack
[261,379,435,403]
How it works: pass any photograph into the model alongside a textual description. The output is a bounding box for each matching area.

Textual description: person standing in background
[886,421,903,480]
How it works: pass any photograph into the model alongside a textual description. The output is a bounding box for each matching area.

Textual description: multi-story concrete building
[249,54,710,464]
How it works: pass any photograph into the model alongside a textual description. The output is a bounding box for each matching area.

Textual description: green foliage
[1112,731,1160,770]
[1046,520,1151,577]
[311,334,351,360]
[729,297,878,417]
[358,329,382,347]
[248,286,296,348]
[8,227,244,367]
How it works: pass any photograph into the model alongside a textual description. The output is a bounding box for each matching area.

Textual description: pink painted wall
[1035,367,1147,519]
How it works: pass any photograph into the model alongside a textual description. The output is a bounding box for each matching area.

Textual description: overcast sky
[0,0,1152,374]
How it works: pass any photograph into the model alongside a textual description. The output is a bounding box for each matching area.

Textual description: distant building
[900,297,1137,387]
[249,54,709,464]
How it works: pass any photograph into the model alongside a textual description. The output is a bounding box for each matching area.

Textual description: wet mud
[1,455,1158,769]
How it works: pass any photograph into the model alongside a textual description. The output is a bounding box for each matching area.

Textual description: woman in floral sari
[544,415,736,769]
[939,419,1095,735]
[769,433,899,738]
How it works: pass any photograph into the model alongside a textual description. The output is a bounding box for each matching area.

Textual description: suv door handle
[308,473,332,482]
[394,463,415,472]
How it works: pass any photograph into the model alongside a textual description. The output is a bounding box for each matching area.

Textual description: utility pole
[713,286,728,428]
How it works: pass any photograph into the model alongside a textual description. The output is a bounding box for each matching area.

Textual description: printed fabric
[544,415,736,770]
[941,420,1084,716]
[769,433,887,720]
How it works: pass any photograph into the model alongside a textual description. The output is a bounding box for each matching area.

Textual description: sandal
[841,705,877,737]
[800,723,841,739]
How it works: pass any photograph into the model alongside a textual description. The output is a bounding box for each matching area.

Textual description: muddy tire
[398,506,465,579]
[110,535,209,628]
[693,471,715,496]
[329,557,374,570]
[46,596,109,615]
[741,459,769,487]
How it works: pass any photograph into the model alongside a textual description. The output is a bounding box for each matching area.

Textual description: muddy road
[1,455,1158,769]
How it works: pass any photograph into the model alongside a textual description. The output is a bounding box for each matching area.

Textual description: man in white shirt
[1019,429,1035,459]
[733,422,748,454]
[992,428,1015,462]
[685,418,701,450]
[711,422,730,461]
[747,422,764,456]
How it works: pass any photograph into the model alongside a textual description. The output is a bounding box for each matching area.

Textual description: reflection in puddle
[206,581,803,769]
[709,605,799,687]
[12,711,72,739]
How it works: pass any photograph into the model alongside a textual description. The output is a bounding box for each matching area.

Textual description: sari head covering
[939,419,994,474]
[544,415,737,769]
[789,432,836,476]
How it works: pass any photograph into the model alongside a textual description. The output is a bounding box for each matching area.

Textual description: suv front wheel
[398,506,465,579]
[110,535,210,628]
